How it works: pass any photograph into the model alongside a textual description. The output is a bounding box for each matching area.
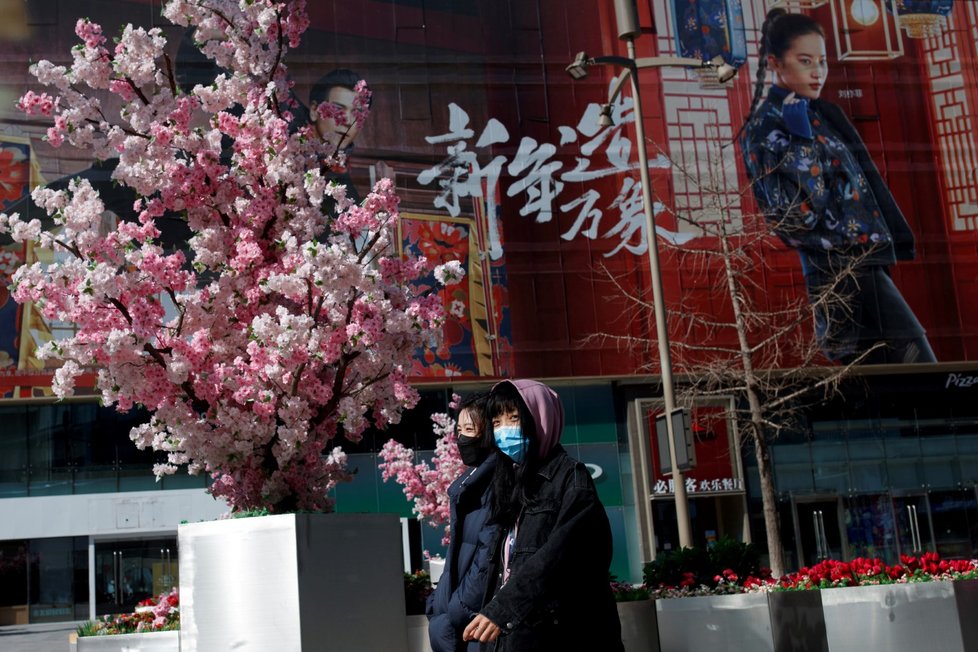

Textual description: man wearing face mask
[463,380,623,652]
[427,393,499,652]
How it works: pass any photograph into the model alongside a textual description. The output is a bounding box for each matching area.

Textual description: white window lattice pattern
[922,4,978,231]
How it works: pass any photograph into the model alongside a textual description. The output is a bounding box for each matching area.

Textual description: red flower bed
[775,553,978,591]
[647,553,978,598]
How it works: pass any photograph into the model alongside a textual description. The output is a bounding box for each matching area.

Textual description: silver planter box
[654,590,827,652]
[821,580,978,652]
[75,631,179,651]
[178,513,407,652]
[656,592,773,651]
[617,599,660,652]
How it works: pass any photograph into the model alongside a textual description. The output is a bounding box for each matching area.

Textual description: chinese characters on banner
[653,477,743,495]
[418,86,697,259]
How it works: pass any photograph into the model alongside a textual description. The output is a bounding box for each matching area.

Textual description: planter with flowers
[647,546,978,652]
[73,590,179,651]
[647,539,791,651]
[610,577,659,652]
[789,554,978,652]
[403,571,434,652]
[7,0,463,649]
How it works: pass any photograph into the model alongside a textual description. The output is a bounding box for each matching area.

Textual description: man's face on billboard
[314,86,361,151]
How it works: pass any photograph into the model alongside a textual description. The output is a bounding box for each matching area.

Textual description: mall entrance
[94,537,177,617]
[786,488,978,567]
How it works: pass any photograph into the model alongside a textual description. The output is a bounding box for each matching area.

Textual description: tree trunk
[718,225,786,577]
[751,429,785,577]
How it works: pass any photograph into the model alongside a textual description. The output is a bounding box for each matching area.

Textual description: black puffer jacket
[479,445,623,652]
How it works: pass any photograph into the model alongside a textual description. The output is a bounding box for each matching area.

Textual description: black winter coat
[427,453,499,652]
[479,446,623,652]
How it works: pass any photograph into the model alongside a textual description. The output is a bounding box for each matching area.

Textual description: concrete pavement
[0,621,81,652]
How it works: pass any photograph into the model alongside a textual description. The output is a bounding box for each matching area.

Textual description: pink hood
[496,379,564,459]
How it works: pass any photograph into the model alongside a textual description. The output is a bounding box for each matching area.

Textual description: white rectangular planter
[655,592,773,652]
[76,630,179,651]
[821,580,978,652]
[178,513,407,652]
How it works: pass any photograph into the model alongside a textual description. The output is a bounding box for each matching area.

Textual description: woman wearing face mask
[740,9,935,365]
[426,393,499,652]
[462,380,623,652]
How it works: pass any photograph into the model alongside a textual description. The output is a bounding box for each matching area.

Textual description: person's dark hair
[736,9,824,141]
[456,392,492,451]
[309,68,371,107]
[487,382,541,529]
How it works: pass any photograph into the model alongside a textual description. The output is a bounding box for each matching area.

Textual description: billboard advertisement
[0,0,976,398]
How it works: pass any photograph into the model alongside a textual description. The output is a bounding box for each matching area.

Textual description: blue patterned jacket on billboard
[741,84,916,272]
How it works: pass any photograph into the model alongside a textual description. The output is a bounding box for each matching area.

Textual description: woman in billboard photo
[740,8,936,365]
[461,380,623,652]
[426,393,499,652]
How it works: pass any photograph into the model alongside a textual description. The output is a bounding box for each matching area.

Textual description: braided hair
[734,9,824,143]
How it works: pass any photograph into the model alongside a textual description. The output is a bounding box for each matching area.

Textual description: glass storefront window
[0,402,212,497]
[957,436,978,485]
[0,537,88,625]
[29,538,75,623]
[921,436,957,488]
[884,438,922,488]
[844,494,897,561]
[929,489,978,559]
[0,407,28,497]
[811,441,848,493]
[95,537,177,617]
[847,439,887,492]
[771,443,814,494]
[0,540,28,626]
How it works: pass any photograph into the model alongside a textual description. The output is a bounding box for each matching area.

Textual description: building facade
[0,0,977,624]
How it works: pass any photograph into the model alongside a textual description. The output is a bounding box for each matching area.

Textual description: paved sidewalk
[0,621,81,652]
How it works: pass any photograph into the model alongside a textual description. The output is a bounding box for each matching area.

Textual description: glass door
[793,496,847,567]
[843,494,898,563]
[94,537,177,616]
[928,489,978,559]
[892,493,935,557]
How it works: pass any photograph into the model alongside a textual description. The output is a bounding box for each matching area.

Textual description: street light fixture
[564,40,734,550]
[565,52,737,87]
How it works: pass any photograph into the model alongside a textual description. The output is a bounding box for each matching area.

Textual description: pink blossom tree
[2,0,462,513]
[378,396,464,545]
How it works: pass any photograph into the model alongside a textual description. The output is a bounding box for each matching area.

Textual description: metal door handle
[113,551,122,605]
[910,505,922,552]
[812,511,823,559]
[813,510,829,560]
[906,505,917,552]
[819,510,829,559]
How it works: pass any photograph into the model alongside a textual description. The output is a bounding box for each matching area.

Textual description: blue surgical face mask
[494,425,527,464]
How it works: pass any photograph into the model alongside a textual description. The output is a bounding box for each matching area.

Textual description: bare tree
[590,137,883,577]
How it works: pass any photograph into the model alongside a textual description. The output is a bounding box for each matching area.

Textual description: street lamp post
[565,10,735,551]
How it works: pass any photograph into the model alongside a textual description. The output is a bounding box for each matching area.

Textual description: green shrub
[404,570,433,615]
[642,537,761,589]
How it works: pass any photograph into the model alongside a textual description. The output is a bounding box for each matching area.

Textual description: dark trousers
[805,263,936,365]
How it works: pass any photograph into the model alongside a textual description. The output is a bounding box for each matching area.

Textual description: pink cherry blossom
[1,0,460,514]
[377,395,464,546]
